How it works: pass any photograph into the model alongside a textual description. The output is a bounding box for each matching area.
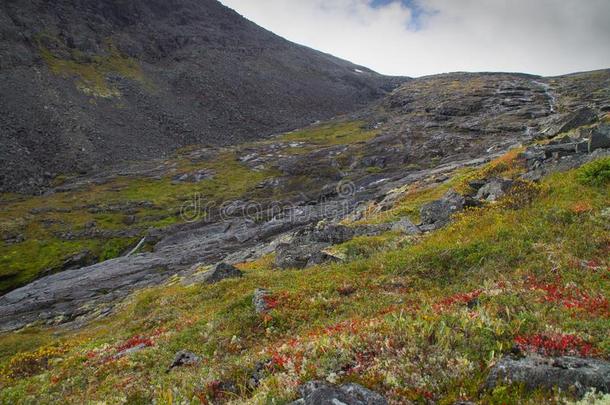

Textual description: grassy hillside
[1,154,608,404]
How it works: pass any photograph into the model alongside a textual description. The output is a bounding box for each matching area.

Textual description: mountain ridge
[0,0,403,194]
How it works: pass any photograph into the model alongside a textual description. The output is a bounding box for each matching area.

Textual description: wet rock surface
[486,355,610,398]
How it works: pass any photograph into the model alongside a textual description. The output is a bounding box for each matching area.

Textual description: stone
[390,218,421,235]
[183,262,243,285]
[112,343,148,360]
[253,288,273,314]
[486,355,610,398]
[542,143,579,159]
[589,124,610,152]
[576,140,589,153]
[555,107,599,136]
[292,381,388,405]
[475,178,515,202]
[168,350,201,371]
[468,179,487,191]
[312,223,356,244]
[420,189,465,228]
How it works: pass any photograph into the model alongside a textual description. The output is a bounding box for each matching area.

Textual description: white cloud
[218,0,610,77]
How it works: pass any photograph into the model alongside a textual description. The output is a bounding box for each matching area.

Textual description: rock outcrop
[290,381,388,405]
[486,355,610,398]
[420,190,466,229]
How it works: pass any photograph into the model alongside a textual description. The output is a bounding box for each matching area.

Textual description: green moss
[365,166,383,174]
[38,39,145,98]
[0,239,95,293]
[577,156,610,187]
[280,121,379,147]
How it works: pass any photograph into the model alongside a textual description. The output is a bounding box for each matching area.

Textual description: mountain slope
[0,0,402,193]
[0,68,609,403]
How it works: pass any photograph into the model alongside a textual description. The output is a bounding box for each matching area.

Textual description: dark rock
[312,223,357,244]
[468,179,487,191]
[521,169,544,183]
[542,143,579,158]
[292,380,388,405]
[84,221,97,230]
[183,262,243,285]
[554,107,599,136]
[420,189,465,228]
[589,124,610,152]
[171,169,214,184]
[41,250,96,277]
[253,288,273,314]
[168,350,201,371]
[475,178,515,202]
[486,355,610,398]
[519,147,546,169]
[576,140,589,153]
[0,197,356,330]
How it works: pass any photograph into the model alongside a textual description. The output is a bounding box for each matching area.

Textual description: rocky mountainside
[0,67,609,403]
[0,0,401,194]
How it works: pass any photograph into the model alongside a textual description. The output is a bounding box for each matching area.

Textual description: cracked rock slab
[486,355,610,398]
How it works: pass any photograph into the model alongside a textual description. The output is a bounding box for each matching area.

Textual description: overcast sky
[218,0,610,77]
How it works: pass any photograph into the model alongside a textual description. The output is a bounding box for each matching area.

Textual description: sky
[218,0,610,77]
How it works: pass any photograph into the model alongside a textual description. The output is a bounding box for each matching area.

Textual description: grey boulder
[486,355,610,398]
[253,288,273,314]
[290,381,388,405]
[391,218,421,235]
[420,189,465,228]
[168,350,201,371]
[475,178,515,202]
[589,123,610,152]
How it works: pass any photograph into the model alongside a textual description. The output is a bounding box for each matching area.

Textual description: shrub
[577,157,610,187]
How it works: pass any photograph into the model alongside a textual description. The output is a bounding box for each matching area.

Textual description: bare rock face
[486,355,610,398]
